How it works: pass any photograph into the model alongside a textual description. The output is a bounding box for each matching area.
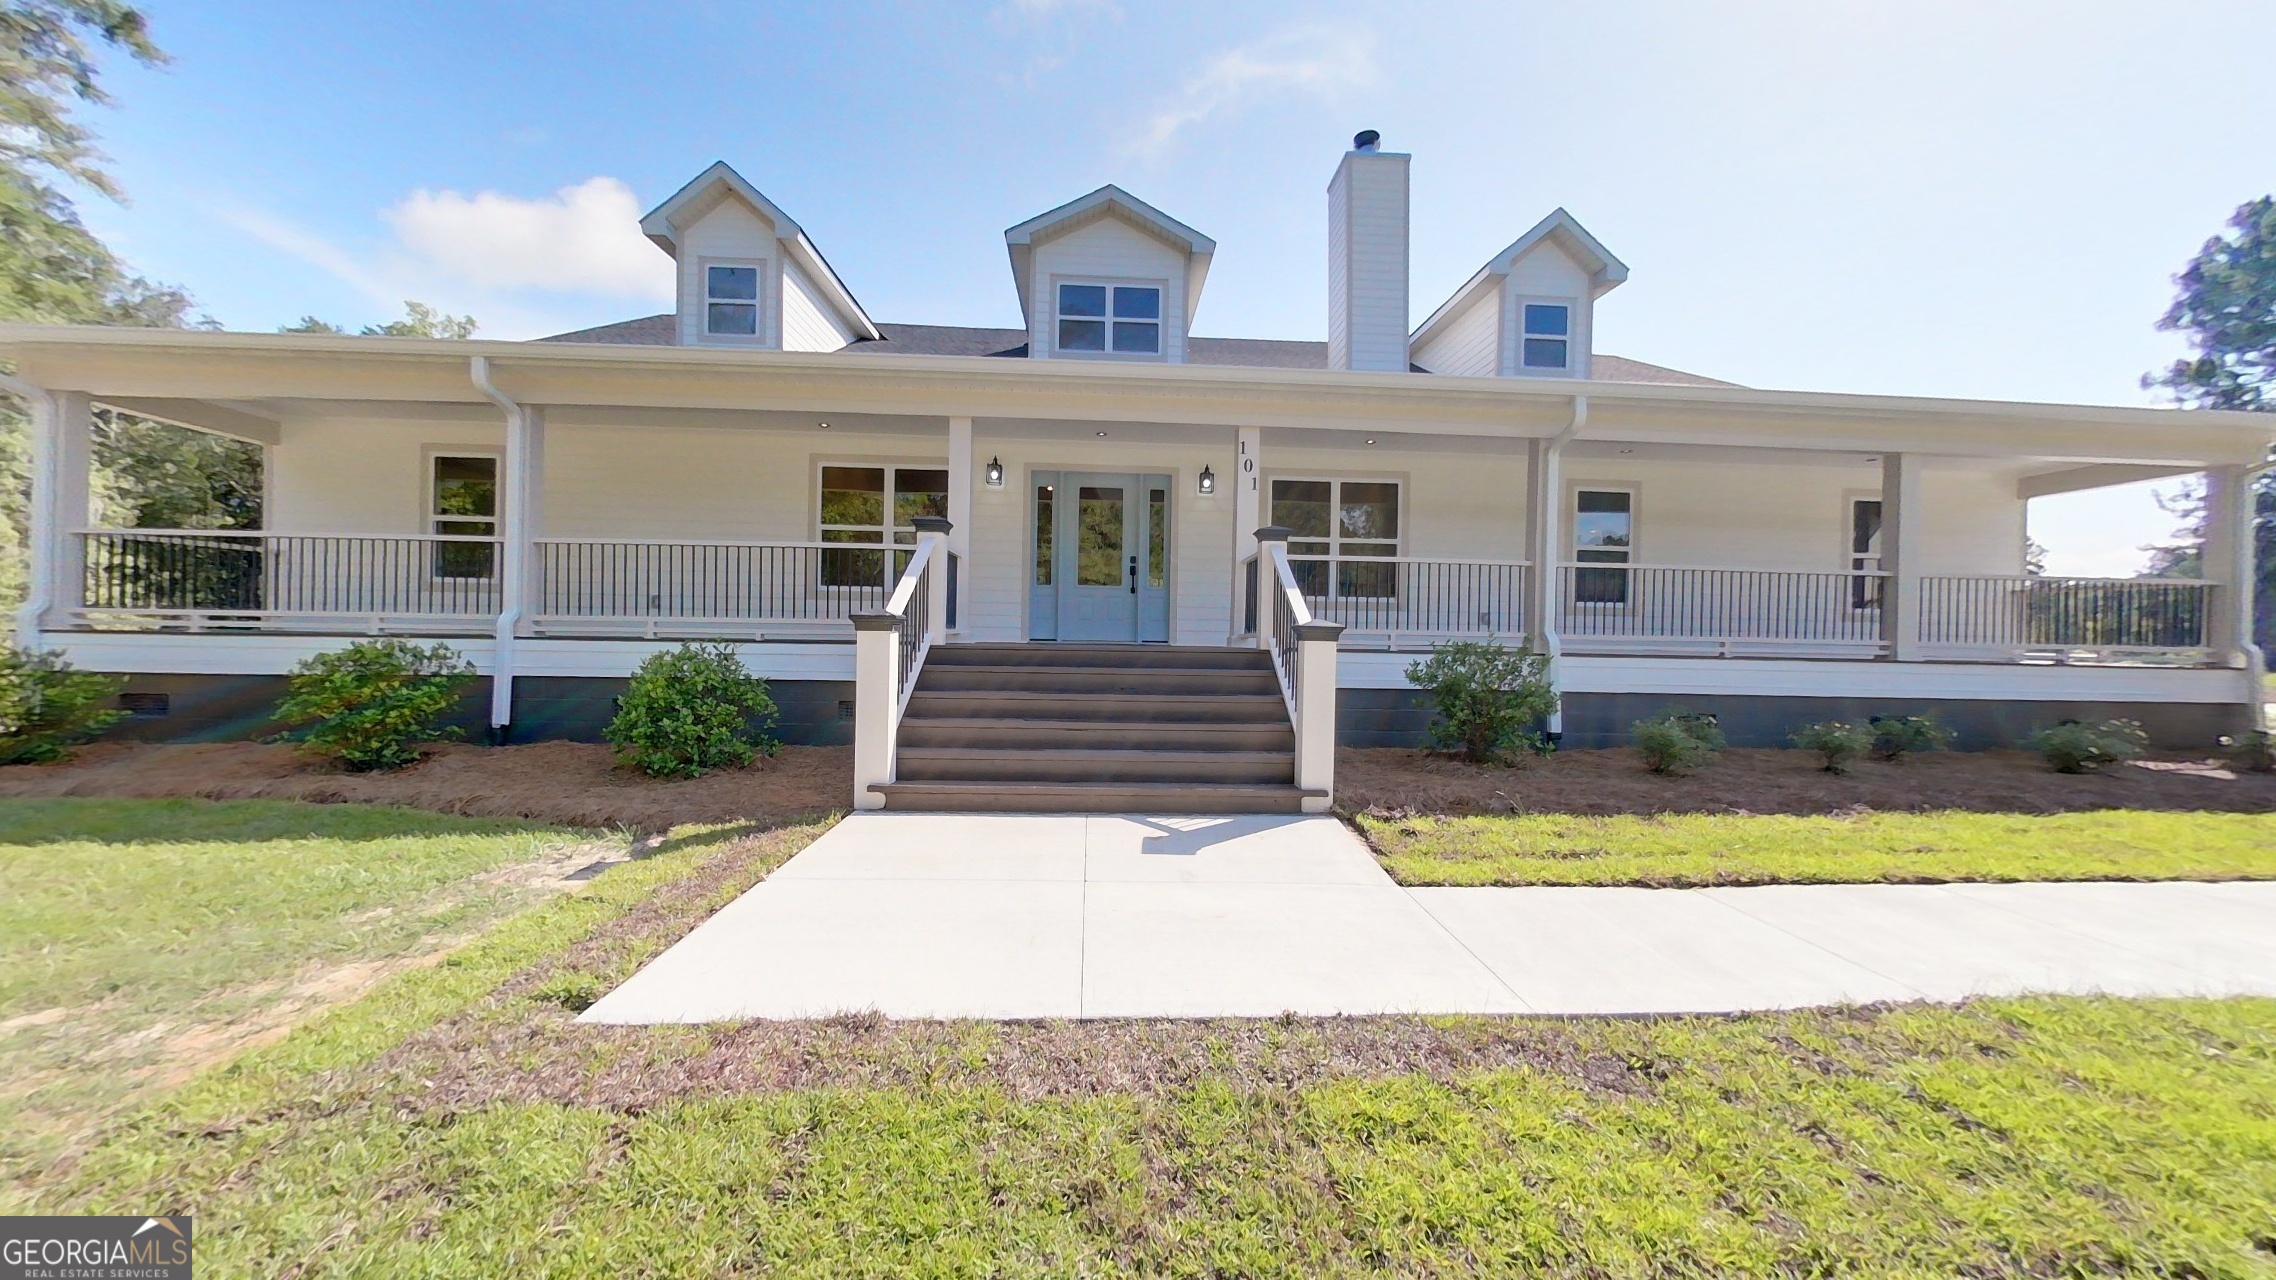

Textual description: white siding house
[3,140,2268,810]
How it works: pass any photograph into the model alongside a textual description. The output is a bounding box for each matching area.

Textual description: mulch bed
[1334,746,2276,817]
[0,741,851,831]
[5,741,2272,831]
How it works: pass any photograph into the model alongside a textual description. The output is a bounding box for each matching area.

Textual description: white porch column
[1880,452,1924,661]
[946,416,972,634]
[2203,464,2266,696]
[13,388,94,642]
[488,404,544,735]
[849,613,899,810]
[1525,435,1566,736]
[1229,425,1262,642]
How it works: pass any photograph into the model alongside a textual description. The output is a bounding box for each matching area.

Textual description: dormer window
[1521,302,1571,370]
[1057,282,1161,355]
[705,264,762,337]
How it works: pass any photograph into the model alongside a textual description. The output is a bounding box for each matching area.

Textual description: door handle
[1128,554,1138,594]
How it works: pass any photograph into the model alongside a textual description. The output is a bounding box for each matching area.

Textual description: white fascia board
[2015,463,2204,499]
[637,160,805,256]
[1004,184,1218,327]
[4,325,2271,465]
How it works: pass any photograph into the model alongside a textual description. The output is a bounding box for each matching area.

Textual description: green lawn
[4,801,2273,1276]
[1358,809,2276,888]
[0,797,604,1178]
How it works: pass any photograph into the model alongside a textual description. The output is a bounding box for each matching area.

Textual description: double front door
[1029,471,1171,642]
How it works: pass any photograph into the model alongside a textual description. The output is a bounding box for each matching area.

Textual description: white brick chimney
[1327,129,1411,373]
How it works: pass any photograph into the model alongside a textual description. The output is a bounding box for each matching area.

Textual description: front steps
[870,643,1321,813]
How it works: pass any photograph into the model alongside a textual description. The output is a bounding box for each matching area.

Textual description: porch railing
[1918,575,2214,656]
[534,538,886,634]
[77,530,500,630]
[1555,564,1889,652]
[1286,556,1530,644]
[1255,532,1342,811]
[850,518,950,810]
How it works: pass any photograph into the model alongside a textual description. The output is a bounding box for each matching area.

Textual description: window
[1033,482,1054,586]
[1271,478,1400,598]
[1147,487,1167,589]
[1572,488,1632,604]
[1056,282,1162,355]
[817,464,948,587]
[1521,302,1571,370]
[430,454,498,579]
[705,263,761,337]
[1849,498,1884,610]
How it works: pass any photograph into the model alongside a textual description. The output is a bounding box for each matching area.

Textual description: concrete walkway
[580,814,2276,1023]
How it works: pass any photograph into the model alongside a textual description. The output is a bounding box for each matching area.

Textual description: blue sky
[71,0,2274,573]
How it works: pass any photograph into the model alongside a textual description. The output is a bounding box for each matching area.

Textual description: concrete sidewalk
[579,814,2276,1023]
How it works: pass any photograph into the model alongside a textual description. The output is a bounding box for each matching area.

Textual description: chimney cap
[1353,129,1380,152]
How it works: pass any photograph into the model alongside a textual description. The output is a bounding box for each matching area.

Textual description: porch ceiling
[3,324,2268,467]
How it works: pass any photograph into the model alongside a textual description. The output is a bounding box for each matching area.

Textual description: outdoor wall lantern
[985,456,1005,488]
[1197,464,1216,496]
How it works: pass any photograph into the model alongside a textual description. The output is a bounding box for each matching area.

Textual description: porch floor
[580,813,2276,1022]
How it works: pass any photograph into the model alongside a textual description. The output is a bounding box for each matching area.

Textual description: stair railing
[1253,526,1344,814]
[850,516,951,811]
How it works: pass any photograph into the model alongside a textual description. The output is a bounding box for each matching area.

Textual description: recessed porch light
[818,421,831,429]
[1096,430,1108,437]
[1365,438,1376,445]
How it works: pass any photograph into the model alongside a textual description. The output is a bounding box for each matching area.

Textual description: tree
[2143,197,2276,651]
[281,301,478,339]
[0,3,259,628]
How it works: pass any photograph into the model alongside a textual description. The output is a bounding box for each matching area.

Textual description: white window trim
[1514,295,1579,376]
[1049,276,1168,361]
[426,447,502,582]
[699,257,769,344]
[814,459,951,587]
[1567,480,1639,607]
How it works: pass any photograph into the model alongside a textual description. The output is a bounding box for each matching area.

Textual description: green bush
[2218,728,2274,774]
[1870,713,1956,761]
[606,642,779,778]
[275,639,474,771]
[1792,720,1874,774]
[1633,711,1724,775]
[1403,639,1558,763]
[0,647,128,765]
[2027,719,2149,774]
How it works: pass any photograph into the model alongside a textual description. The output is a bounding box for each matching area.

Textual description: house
[2,134,2268,812]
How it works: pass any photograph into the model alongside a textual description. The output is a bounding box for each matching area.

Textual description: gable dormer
[1410,209,1627,379]
[1005,186,1214,363]
[639,162,879,351]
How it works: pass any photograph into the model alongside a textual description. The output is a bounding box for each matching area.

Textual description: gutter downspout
[2,371,55,645]
[470,356,523,742]
[1540,393,1587,743]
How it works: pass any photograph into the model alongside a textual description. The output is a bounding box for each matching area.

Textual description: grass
[8,799,2276,1275]
[0,797,604,1177]
[1357,809,2276,887]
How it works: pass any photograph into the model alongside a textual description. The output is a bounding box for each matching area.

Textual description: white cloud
[1126,26,1377,160]
[382,177,669,300]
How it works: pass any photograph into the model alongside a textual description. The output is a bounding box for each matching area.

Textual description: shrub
[1792,720,1874,773]
[1870,713,1956,762]
[0,647,128,765]
[1633,710,1724,775]
[606,642,780,778]
[2218,728,2275,774]
[1403,640,1558,763]
[2026,718,2148,774]
[275,639,474,771]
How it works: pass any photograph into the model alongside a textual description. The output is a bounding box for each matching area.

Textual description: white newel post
[1293,620,1344,812]
[946,417,971,634]
[850,613,899,811]
[14,388,93,643]
[1525,435,1565,735]
[914,516,951,646]
[2203,464,2266,701]
[1253,524,1286,657]
[1230,426,1262,642]
[1880,452,1924,661]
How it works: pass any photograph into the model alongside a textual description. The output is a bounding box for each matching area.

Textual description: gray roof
[538,315,1734,387]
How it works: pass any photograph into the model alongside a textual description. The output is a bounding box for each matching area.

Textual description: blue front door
[1030,471,1170,642]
